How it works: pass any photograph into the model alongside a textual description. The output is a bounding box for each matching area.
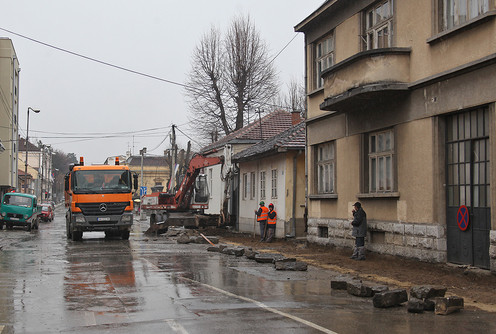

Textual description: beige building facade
[296,0,496,271]
[0,38,20,198]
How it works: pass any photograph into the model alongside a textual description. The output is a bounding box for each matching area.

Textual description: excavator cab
[193,174,209,204]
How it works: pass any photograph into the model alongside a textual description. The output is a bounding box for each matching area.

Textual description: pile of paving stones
[330,275,464,315]
[172,231,308,271]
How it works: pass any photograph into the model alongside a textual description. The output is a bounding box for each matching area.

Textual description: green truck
[0,192,40,231]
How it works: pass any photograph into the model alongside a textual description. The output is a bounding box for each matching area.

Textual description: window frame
[368,129,395,193]
[260,171,266,200]
[271,169,278,199]
[242,173,248,199]
[315,141,336,194]
[439,0,490,32]
[250,172,256,200]
[362,0,394,51]
[313,33,335,90]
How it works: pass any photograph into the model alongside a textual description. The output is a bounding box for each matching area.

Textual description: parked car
[0,192,40,231]
[40,204,54,222]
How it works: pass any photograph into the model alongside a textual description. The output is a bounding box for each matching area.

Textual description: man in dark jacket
[350,202,367,260]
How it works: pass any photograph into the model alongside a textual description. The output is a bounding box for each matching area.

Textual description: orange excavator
[141,154,223,234]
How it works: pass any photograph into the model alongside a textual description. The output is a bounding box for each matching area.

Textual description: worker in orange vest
[255,201,269,242]
[266,203,277,242]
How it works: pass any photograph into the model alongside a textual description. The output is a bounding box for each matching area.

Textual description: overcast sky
[1,0,323,164]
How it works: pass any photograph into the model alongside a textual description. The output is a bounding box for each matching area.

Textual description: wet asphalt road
[0,206,495,334]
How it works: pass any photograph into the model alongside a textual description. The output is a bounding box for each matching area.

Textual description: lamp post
[24,107,40,193]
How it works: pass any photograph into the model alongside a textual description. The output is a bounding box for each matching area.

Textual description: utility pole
[169,125,176,194]
[139,147,147,220]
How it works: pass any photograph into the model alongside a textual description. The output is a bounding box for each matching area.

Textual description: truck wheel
[0,222,3,230]
[26,224,32,232]
[66,222,71,239]
[71,231,83,241]
[121,230,130,240]
[6,223,12,230]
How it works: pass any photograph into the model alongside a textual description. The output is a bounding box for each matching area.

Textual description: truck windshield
[3,195,32,207]
[73,170,132,194]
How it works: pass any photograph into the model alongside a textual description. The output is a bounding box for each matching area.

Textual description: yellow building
[0,38,20,198]
[296,0,495,271]
[124,155,170,195]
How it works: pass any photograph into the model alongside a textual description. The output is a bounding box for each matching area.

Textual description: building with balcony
[296,0,495,271]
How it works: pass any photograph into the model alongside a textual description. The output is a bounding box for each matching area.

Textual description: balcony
[320,48,411,112]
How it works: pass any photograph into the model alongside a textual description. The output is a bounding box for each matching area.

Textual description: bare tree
[275,77,307,117]
[185,15,279,142]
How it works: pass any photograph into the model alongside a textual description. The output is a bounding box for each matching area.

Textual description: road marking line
[143,258,338,334]
[165,319,190,334]
[180,276,338,334]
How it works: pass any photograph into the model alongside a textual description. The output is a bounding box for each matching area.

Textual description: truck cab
[0,192,40,231]
[65,157,138,241]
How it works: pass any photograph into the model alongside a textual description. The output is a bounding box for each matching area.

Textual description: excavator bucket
[144,212,198,235]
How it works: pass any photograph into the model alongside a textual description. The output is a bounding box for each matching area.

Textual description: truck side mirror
[133,173,138,191]
[64,174,70,191]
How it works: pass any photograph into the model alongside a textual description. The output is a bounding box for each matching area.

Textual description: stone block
[413,224,427,236]
[405,236,417,247]
[418,237,433,249]
[393,224,405,235]
[435,296,464,315]
[207,246,220,252]
[435,238,447,252]
[407,298,425,313]
[254,253,285,263]
[330,275,356,290]
[177,234,192,244]
[221,247,245,257]
[275,261,308,271]
[371,285,389,295]
[244,249,259,259]
[410,286,447,300]
[347,281,374,297]
[490,230,496,243]
[426,225,443,238]
[424,298,436,311]
[372,289,408,308]
[404,224,414,235]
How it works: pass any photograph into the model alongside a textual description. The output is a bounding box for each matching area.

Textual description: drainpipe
[11,56,17,189]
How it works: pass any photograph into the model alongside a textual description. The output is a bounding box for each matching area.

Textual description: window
[316,142,335,194]
[243,173,248,199]
[369,130,395,192]
[260,171,266,200]
[314,34,335,89]
[250,172,256,199]
[363,0,393,50]
[208,168,213,198]
[271,169,278,198]
[440,0,489,31]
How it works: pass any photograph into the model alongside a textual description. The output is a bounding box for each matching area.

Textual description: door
[446,108,491,269]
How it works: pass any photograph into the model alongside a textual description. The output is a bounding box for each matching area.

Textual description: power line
[0,27,192,89]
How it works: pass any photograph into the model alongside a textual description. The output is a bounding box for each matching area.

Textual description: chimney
[291,111,302,125]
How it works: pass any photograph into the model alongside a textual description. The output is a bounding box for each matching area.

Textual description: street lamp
[24,107,40,193]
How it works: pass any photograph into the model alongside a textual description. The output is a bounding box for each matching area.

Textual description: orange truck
[64,157,138,241]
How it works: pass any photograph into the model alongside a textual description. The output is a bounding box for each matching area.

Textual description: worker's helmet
[269,203,274,208]
[259,201,265,206]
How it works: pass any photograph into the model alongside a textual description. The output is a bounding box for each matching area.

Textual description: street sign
[457,205,469,231]
[140,186,147,197]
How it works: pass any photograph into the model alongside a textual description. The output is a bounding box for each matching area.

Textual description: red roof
[201,110,302,153]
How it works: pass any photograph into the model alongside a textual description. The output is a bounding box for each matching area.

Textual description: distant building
[124,155,170,195]
[0,38,20,199]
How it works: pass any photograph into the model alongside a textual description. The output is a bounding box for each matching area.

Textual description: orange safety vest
[257,206,269,221]
[267,210,277,225]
